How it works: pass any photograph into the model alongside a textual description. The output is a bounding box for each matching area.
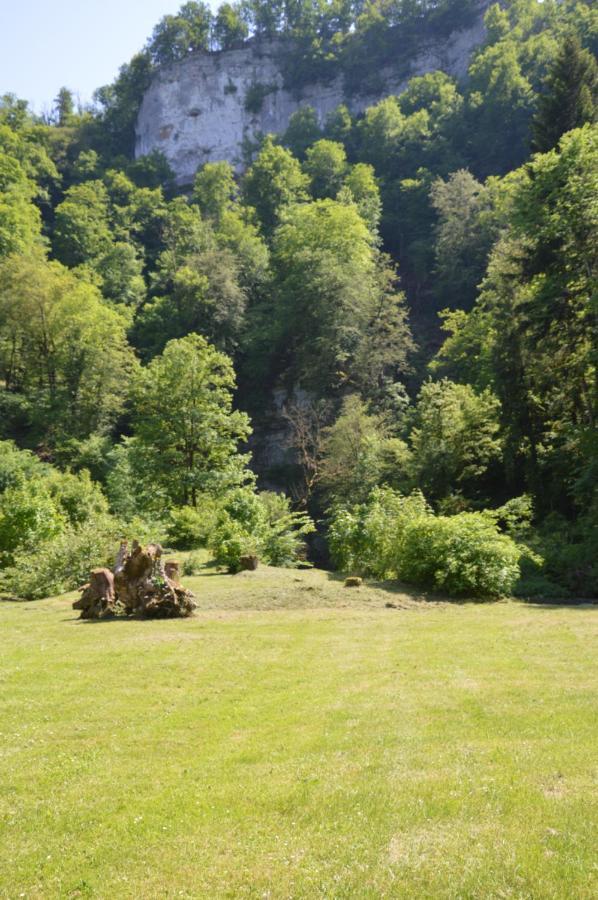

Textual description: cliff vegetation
[0,0,597,600]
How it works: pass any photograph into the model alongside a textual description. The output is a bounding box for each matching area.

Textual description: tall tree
[93,52,154,159]
[532,35,598,153]
[148,2,214,65]
[0,151,41,258]
[283,106,322,160]
[213,2,248,49]
[271,199,412,395]
[0,253,136,447]
[429,169,502,310]
[407,379,503,505]
[304,139,348,200]
[193,161,238,224]
[52,180,112,268]
[53,88,75,126]
[242,137,309,236]
[435,125,598,512]
[131,333,251,505]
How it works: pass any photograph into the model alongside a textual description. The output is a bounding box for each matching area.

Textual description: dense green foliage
[208,488,315,571]
[0,0,596,598]
[130,334,251,507]
[167,488,314,570]
[0,440,119,599]
[328,486,530,597]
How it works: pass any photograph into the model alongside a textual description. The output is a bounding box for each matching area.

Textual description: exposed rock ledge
[135,3,489,184]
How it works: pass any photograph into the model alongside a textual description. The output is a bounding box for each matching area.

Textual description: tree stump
[344,576,362,587]
[74,541,196,619]
[73,568,116,619]
[165,561,181,582]
[240,555,259,571]
[116,542,196,618]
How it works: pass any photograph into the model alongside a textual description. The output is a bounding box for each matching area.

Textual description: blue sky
[0,1,218,114]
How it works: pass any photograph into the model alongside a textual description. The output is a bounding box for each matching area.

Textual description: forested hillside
[0,0,596,600]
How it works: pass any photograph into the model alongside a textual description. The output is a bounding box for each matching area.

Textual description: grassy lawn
[1,563,597,898]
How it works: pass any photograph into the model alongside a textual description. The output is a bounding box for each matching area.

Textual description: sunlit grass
[0,564,596,898]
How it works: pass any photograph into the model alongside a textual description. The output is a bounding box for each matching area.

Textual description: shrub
[516,511,598,599]
[399,512,525,597]
[0,515,122,600]
[0,443,110,565]
[328,487,430,579]
[257,491,314,567]
[406,379,503,503]
[167,503,217,549]
[181,552,205,576]
[0,440,46,492]
[208,488,315,572]
[45,469,109,526]
[0,480,64,565]
[0,512,167,602]
[244,82,277,114]
[210,513,258,572]
[485,494,534,540]
[328,487,533,598]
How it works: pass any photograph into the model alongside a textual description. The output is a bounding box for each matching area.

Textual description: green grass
[1,562,597,898]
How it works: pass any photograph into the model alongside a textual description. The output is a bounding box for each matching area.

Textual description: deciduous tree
[131,333,251,505]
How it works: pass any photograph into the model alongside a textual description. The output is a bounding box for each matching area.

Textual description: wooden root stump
[344,576,363,587]
[74,541,196,620]
[73,568,116,619]
[165,561,181,581]
[116,541,197,619]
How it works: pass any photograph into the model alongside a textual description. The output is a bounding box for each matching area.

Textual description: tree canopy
[0,0,596,598]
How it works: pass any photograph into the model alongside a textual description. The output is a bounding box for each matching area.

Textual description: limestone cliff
[136,4,489,185]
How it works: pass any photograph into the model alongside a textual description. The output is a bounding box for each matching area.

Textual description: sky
[0,0,218,114]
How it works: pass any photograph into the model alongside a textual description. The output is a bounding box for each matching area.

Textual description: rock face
[135,3,490,185]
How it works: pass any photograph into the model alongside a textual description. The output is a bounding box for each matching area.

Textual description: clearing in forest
[0,563,596,898]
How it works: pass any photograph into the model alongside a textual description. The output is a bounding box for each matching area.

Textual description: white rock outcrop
[136,5,489,185]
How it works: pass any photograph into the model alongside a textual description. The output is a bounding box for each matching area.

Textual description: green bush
[399,513,525,597]
[258,491,314,567]
[0,512,167,602]
[328,487,430,579]
[210,513,258,573]
[244,82,277,114]
[0,442,110,568]
[328,487,533,598]
[167,504,217,550]
[208,488,314,572]
[0,480,64,565]
[181,552,205,576]
[516,511,598,599]
[45,469,109,526]
[1,515,122,600]
[206,487,262,571]
[0,440,46,492]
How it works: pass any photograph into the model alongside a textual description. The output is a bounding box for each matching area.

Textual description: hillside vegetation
[0,0,597,600]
